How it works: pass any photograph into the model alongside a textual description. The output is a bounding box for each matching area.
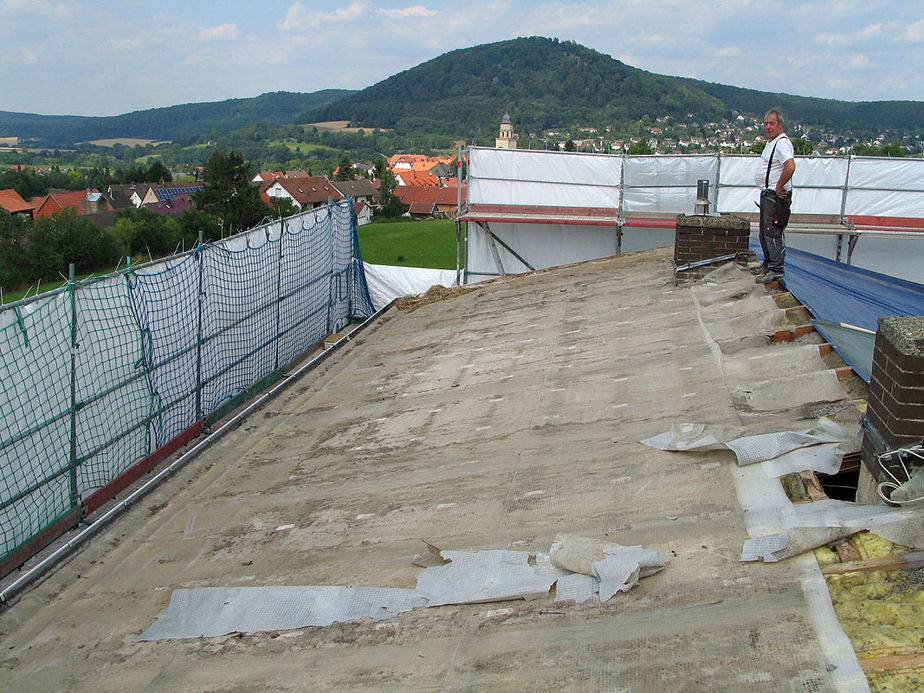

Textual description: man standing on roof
[754,108,795,284]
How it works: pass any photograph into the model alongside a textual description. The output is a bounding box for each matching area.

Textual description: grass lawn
[1,266,122,305]
[357,218,463,269]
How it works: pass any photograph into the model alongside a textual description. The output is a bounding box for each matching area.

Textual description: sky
[1,0,922,117]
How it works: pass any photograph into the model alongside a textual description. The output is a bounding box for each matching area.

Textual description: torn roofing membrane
[641,419,856,473]
[139,541,670,641]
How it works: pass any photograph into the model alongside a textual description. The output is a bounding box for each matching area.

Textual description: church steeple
[495,113,519,149]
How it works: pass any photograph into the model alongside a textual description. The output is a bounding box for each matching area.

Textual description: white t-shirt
[754,134,795,191]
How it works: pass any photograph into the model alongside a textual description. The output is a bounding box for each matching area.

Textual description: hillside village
[2,109,919,237]
[535,114,919,156]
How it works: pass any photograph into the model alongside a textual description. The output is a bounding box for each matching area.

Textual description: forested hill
[298,37,727,140]
[0,90,352,145]
[298,36,923,140]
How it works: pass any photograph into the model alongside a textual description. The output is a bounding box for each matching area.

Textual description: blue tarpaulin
[812,319,876,383]
[752,238,924,382]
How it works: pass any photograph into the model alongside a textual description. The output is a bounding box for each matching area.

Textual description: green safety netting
[1,202,373,565]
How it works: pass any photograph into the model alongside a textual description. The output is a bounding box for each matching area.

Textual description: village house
[352,200,373,226]
[259,176,343,211]
[106,184,141,210]
[104,183,202,210]
[351,162,375,178]
[387,154,453,171]
[329,179,379,209]
[31,189,111,219]
[394,184,465,219]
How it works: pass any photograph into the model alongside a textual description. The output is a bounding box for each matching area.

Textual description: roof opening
[817,467,860,502]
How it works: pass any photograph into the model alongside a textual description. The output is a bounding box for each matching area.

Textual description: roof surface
[264,176,343,205]
[0,247,888,691]
[395,185,464,206]
[330,179,378,198]
[0,188,33,213]
[395,169,443,187]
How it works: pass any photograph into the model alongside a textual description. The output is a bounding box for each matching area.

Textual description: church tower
[495,113,519,149]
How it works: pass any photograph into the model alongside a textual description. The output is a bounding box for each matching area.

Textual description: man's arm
[776,159,795,198]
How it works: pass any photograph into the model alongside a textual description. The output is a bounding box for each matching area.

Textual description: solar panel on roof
[156,185,201,201]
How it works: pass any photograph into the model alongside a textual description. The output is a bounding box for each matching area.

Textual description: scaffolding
[460,147,924,284]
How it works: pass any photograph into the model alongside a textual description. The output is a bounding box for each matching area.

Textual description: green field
[357,218,462,269]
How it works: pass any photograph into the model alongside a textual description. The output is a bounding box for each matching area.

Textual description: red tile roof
[388,153,454,171]
[395,185,465,206]
[254,169,310,182]
[395,170,443,187]
[0,188,33,214]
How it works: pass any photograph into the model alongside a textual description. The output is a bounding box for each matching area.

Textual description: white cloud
[199,24,240,41]
[848,54,871,69]
[902,17,924,41]
[378,5,438,19]
[20,46,39,65]
[814,32,848,48]
[712,46,741,58]
[0,0,71,18]
[106,36,142,51]
[279,0,370,31]
[623,32,675,49]
[877,75,908,92]
[523,3,604,31]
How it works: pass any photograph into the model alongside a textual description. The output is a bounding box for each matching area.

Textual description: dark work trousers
[758,190,792,273]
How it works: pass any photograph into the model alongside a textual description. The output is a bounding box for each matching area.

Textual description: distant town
[522,114,921,157]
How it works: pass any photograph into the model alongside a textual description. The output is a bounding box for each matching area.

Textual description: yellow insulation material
[867,667,924,693]
[823,531,923,692]
[814,544,840,566]
[852,531,908,561]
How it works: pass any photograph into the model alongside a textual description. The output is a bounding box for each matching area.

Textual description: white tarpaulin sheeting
[716,157,850,217]
[362,262,458,310]
[845,159,924,218]
[623,155,717,213]
[467,147,622,209]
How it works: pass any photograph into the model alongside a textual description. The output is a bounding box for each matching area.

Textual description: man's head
[763,109,785,140]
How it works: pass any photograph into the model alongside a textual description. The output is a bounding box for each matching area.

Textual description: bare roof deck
[0,247,880,691]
